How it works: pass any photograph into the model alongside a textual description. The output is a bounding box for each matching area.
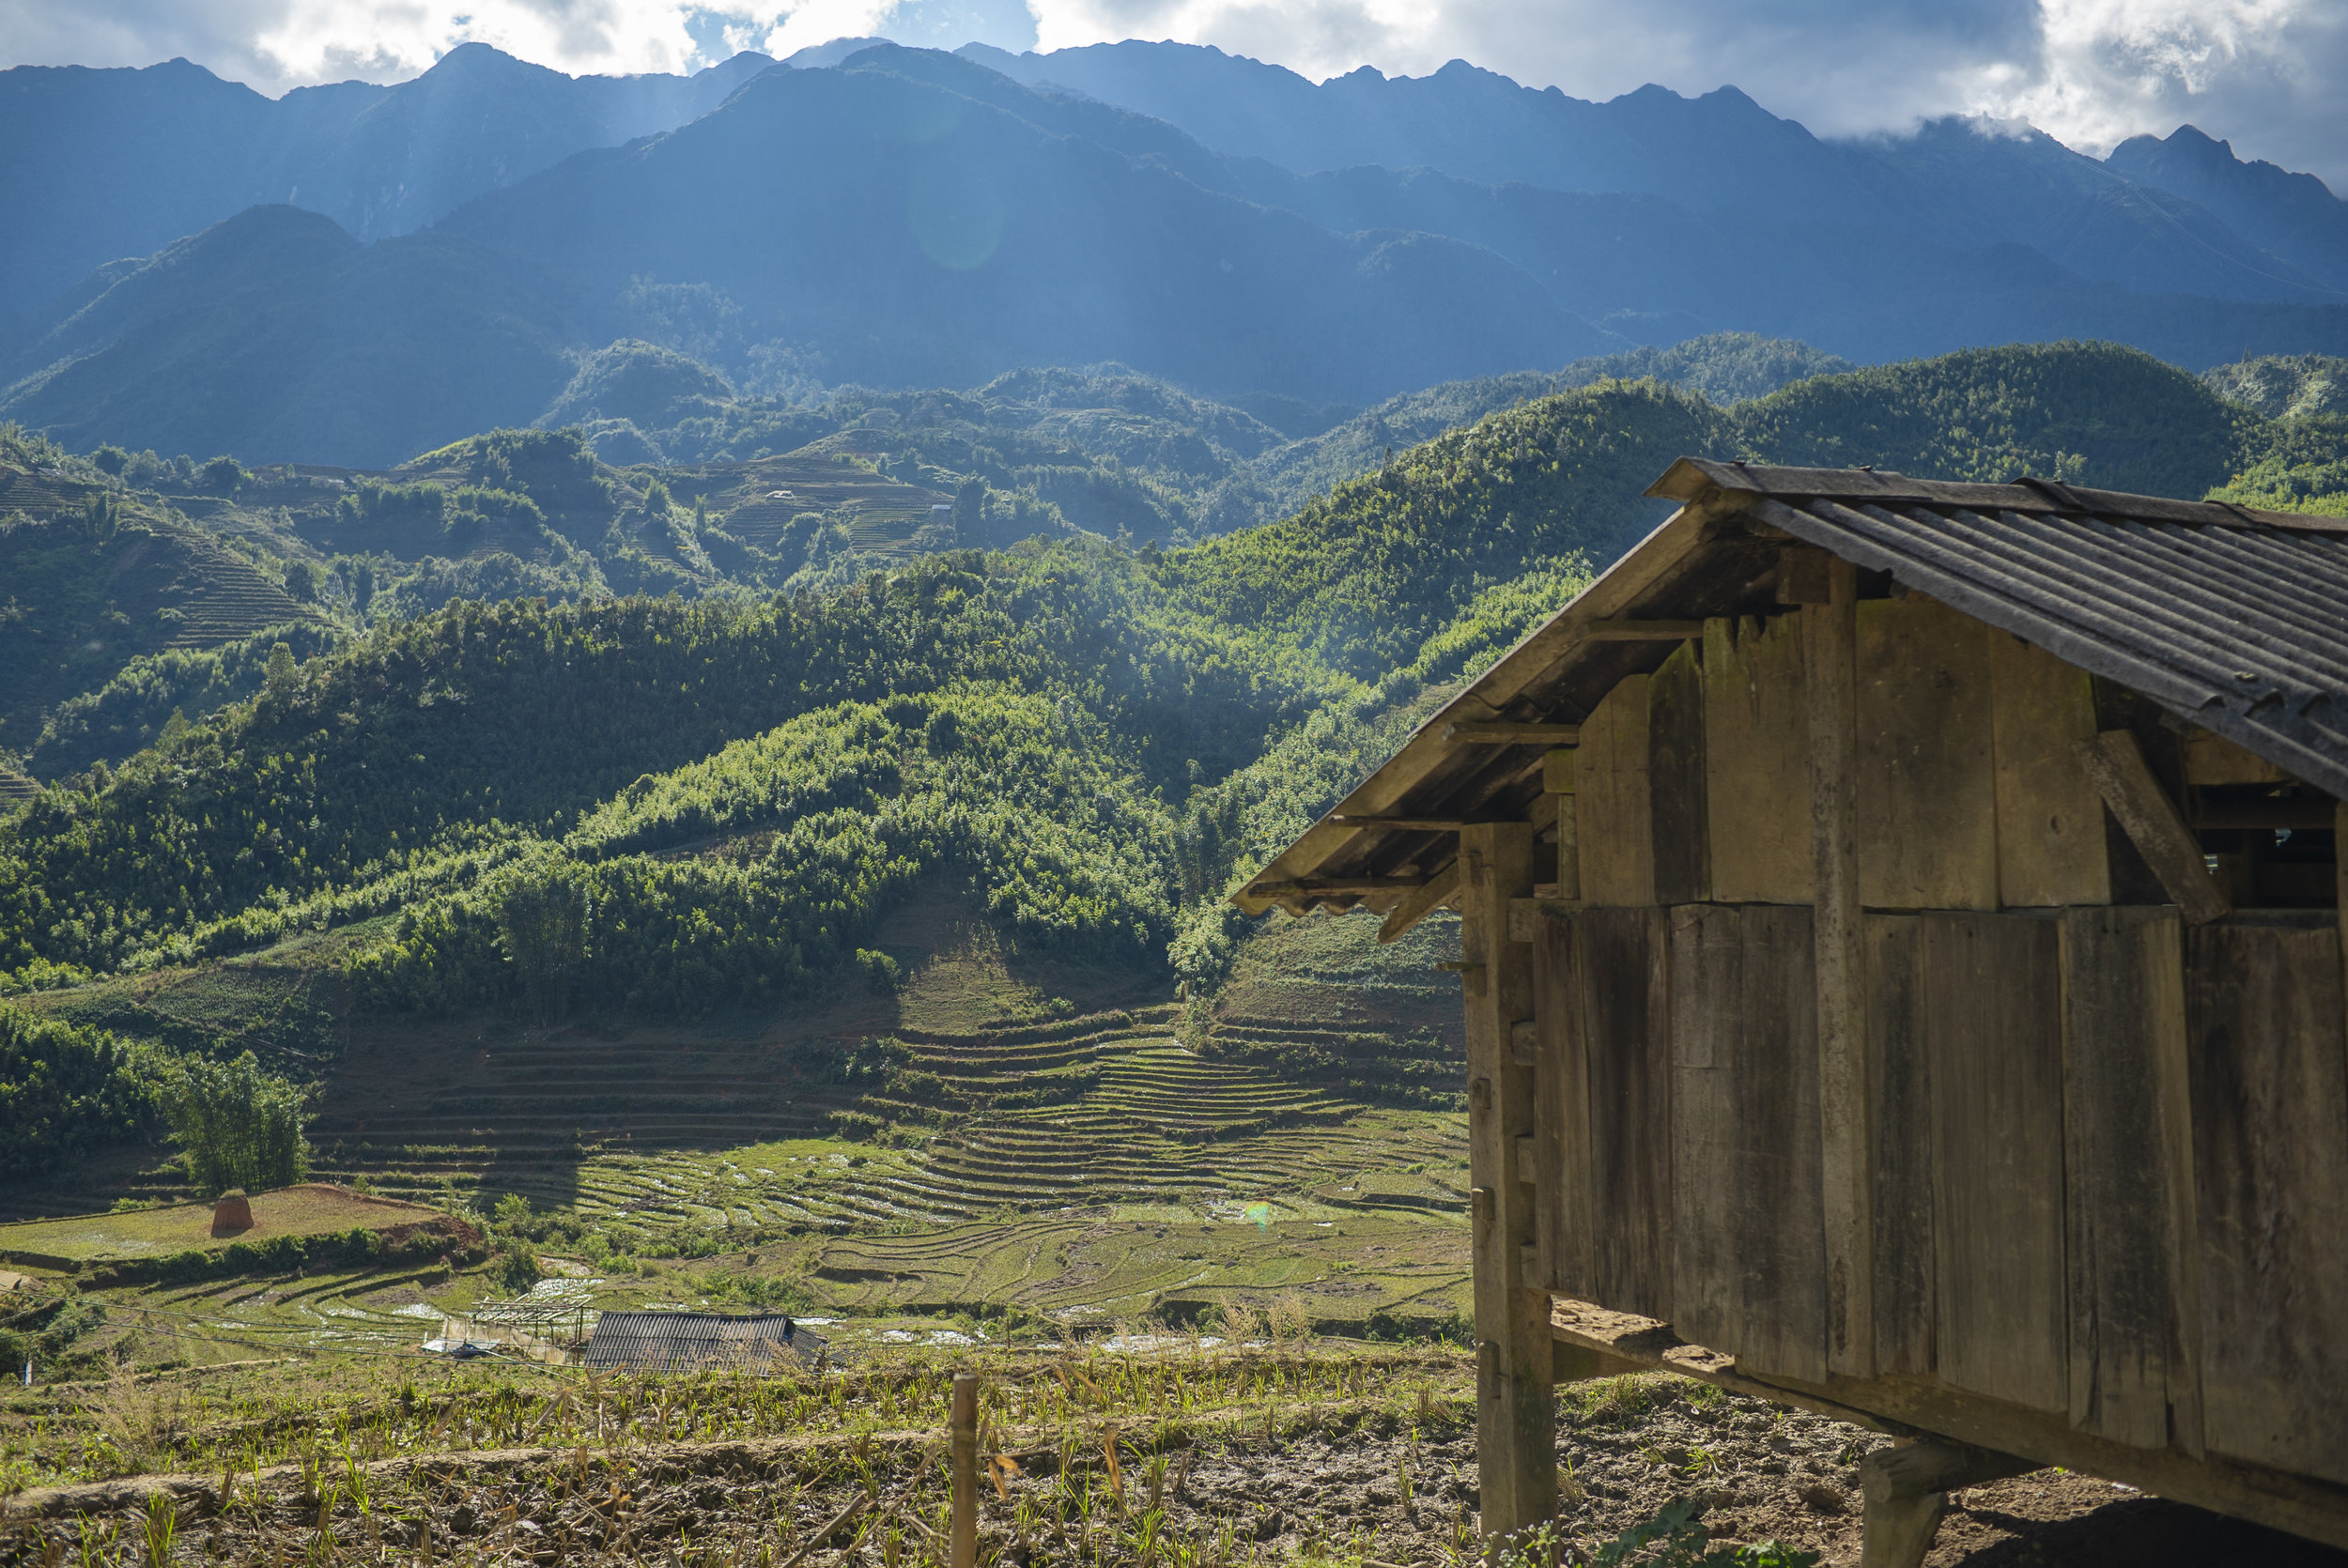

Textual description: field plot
[803,1213,1469,1332]
[0,1186,443,1268]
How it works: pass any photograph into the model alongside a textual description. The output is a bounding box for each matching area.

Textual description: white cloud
[1023,0,2348,188]
[1,0,2340,188]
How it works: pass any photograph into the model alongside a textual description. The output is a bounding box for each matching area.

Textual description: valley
[3,338,2346,1567]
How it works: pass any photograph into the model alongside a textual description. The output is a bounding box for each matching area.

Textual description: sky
[2,0,2343,191]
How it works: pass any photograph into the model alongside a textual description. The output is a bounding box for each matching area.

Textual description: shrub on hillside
[855,947,902,994]
[492,1237,542,1295]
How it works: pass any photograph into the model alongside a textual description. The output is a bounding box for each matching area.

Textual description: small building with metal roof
[581,1311,821,1374]
[1238,460,2348,1564]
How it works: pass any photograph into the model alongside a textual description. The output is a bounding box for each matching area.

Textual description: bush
[158,1051,310,1196]
[492,1237,542,1294]
[856,947,903,995]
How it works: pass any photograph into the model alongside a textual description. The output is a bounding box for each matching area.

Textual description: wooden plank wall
[2185,916,2348,1486]
[1920,914,2069,1412]
[1533,597,2348,1490]
[2062,906,2200,1453]
[1667,902,1827,1385]
[1853,598,1999,911]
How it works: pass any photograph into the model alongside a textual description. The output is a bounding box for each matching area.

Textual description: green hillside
[2204,351,2348,421]
[5,338,2342,1289]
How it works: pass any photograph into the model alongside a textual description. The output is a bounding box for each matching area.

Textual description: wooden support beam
[1550,1299,1895,1433]
[2074,730,2232,925]
[1460,823,1553,1549]
[1378,865,1460,944]
[1249,876,1426,898]
[1330,815,1475,831]
[1583,619,1708,641]
[1444,722,1582,746]
[1551,1294,2348,1550]
[1858,1441,2038,1568]
[1547,748,1581,900]
[1806,556,1875,1378]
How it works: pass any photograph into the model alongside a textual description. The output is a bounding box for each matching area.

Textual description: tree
[159,1051,310,1196]
[952,479,985,546]
[497,867,591,1022]
[80,493,119,545]
[200,455,248,495]
[0,1010,160,1181]
[282,560,325,602]
[264,641,298,694]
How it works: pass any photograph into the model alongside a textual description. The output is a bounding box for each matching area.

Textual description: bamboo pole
[950,1373,978,1568]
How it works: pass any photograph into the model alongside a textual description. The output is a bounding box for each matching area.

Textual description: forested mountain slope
[0,334,1846,776]
[2,339,2332,992]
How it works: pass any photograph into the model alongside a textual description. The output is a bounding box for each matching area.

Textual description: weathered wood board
[1649,640,1709,905]
[1855,599,1999,911]
[1863,914,1935,1378]
[1705,614,1812,904]
[2061,905,2201,1453]
[1578,674,1655,907]
[1670,902,1826,1384]
[1532,910,1595,1301]
[1988,631,2110,907]
[1580,906,1674,1320]
[2186,917,2348,1486]
[1926,912,2069,1412]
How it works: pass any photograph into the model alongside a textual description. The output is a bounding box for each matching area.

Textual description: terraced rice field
[684,448,951,556]
[20,900,1473,1340]
[150,521,314,648]
[304,1004,1466,1237]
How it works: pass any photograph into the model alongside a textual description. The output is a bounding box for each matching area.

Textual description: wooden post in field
[950,1372,979,1568]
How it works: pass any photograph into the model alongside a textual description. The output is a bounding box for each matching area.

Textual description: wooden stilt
[1805,557,1875,1379]
[1858,1440,2035,1568]
[1460,822,1553,1553]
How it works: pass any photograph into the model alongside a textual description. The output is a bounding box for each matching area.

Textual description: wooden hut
[1236,461,2348,1563]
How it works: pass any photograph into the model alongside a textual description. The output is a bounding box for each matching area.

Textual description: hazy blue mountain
[11,39,2348,467]
[0,45,775,315]
[0,206,605,465]
[963,41,2344,307]
[2107,126,2348,294]
[439,56,1611,402]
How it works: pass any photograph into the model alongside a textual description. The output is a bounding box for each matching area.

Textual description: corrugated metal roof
[582,1311,823,1374]
[1665,459,2348,798]
[1236,458,2348,917]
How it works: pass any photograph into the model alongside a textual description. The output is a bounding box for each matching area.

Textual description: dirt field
[5,1349,2343,1568]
